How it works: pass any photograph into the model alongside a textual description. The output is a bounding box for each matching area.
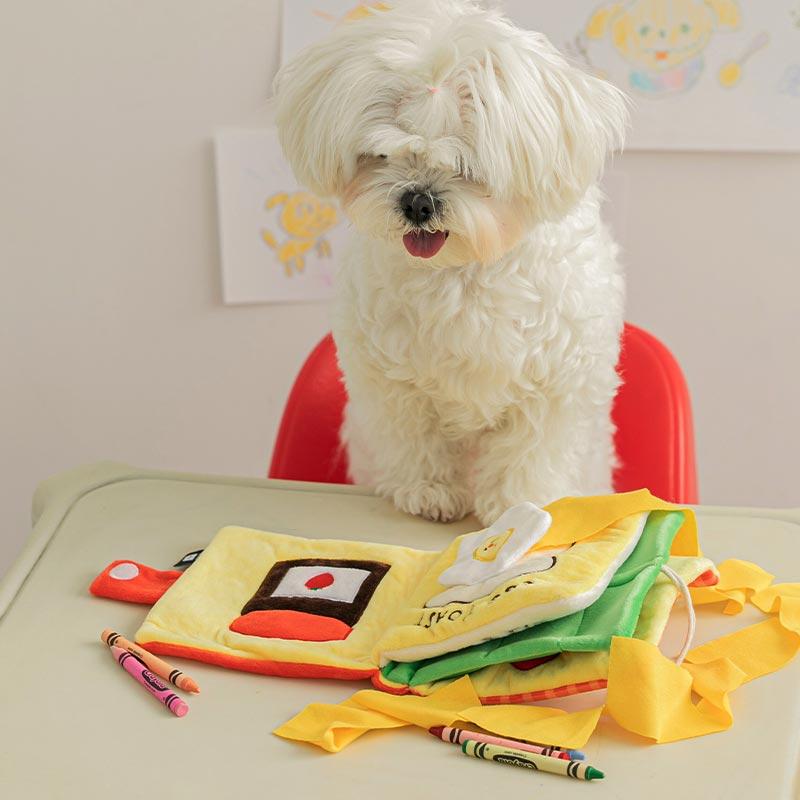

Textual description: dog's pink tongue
[403,230,447,258]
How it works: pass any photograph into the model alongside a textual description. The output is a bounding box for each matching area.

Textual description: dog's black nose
[400,191,437,225]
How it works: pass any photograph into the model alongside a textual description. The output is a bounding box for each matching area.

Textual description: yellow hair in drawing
[342,2,391,22]
[261,192,338,277]
[586,0,740,95]
[313,3,391,25]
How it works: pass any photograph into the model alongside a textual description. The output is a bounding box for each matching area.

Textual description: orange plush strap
[89,560,182,605]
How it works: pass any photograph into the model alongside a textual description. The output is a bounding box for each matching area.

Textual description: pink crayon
[429,725,584,761]
[109,645,189,717]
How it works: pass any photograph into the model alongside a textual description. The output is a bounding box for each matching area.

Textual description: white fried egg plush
[428,502,553,606]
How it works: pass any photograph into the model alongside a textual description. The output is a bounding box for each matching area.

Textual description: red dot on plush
[305,572,335,590]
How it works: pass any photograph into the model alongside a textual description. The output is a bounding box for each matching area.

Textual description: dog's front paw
[473,491,517,527]
[386,480,471,523]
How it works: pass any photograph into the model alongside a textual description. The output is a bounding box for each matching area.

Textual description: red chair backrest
[269,323,698,503]
[611,323,698,503]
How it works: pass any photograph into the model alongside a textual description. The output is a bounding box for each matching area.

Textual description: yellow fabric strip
[751,583,800,634]
[778,597,800,635]
[273,561,799,753]
[460,704,603,750]
[689,558,774,614]
[684,617,800,679]
[537,489,699,557]
[273,675,603,752]
[274,701,407,752]
[606,637,737,742]
[349,676,482,728]
[606,580,800,742]
[273,676,481,753]
[681,658,746,717]
[716,559,774,593]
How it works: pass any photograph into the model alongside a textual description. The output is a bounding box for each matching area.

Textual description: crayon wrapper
[463,741,591,779]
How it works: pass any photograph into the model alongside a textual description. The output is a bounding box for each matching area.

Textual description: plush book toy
[90,490,715,702]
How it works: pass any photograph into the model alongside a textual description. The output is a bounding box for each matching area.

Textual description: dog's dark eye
[378,154,388,159]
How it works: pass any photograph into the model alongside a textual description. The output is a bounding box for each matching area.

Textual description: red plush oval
[305,572,334,590]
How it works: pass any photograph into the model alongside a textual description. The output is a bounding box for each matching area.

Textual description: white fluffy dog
[274,0,628,525]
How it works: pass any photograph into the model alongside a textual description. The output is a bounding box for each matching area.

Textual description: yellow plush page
[372,490,699,666]
[134,491,697,681]
[136,526,438,678]
[374,513,649,664]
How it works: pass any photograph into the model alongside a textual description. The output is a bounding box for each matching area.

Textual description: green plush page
[383,510,684,687]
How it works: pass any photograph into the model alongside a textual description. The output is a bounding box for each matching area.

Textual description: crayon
[461,740,603,781]
[429,725,584,760]
[109,646,189,717]
[102,629,200,693]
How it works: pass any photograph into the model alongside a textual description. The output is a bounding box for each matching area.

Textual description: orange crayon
[101,629,200,693]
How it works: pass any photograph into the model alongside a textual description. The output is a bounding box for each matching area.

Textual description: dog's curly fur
[275,0,628,525]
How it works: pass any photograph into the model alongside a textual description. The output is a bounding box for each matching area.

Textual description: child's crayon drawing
[495,0,800,149]
[584,0,742,96]
[312,2,391,24]
[717,30,770,88]
[278,1,800,159]
[261,192,339,277]
[215,129,345,304]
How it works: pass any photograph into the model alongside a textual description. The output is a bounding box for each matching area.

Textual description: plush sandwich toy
[91,490,709,698]
[90,489,799,751]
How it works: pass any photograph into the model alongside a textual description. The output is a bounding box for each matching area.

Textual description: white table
[1,463,799,799]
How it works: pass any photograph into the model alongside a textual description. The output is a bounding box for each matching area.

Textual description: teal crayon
[461,740,604,781]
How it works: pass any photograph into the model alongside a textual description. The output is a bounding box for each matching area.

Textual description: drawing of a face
[280,192,338,240]
[473,527,515,563]
[587,0,740,93]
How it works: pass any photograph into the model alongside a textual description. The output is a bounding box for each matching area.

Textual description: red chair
[269,323,698,503]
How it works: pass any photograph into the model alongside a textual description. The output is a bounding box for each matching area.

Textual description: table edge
[3,461,798,624]
[0,462,373,621]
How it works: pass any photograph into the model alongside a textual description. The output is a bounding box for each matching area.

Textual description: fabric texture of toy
[89,489,800,750]
[93,491,701,695]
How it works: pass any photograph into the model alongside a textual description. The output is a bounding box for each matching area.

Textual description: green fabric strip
[383,510,684,688]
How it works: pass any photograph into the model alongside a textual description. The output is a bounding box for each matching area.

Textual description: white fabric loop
[660,564,697,665]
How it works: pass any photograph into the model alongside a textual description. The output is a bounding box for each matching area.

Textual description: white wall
[2,1,798,578]
[606,153,800,509]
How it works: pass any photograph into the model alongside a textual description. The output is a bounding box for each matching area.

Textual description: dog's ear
[273,9,399,199]
[273,39,350,197]
[484,32,628,220]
